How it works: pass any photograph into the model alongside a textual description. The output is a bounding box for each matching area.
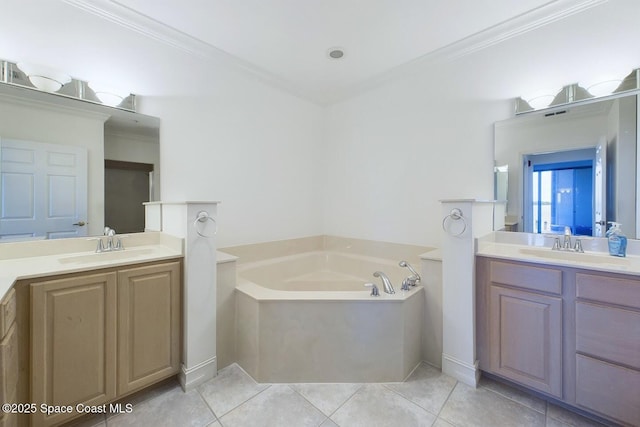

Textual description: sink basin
[519,247,630,265]
[58,248,155,264]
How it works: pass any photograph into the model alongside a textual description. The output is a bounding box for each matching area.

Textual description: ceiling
[1,0,608,105]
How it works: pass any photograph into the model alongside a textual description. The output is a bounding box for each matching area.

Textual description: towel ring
[193,211,217,238]
[442,208,467,237]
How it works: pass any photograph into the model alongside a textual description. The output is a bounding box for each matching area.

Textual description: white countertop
[477,231,640,276]
[0,232,184,300]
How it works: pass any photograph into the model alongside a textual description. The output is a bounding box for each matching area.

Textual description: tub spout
[373,271,395,294]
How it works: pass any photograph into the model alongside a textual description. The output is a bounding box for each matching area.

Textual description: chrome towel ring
[193,210,217,238]
[442,208,467,237]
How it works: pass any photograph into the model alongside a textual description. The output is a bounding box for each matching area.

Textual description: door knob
[72,221,86,226]
[595,220,606,226]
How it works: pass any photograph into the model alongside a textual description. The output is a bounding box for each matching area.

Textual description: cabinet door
[0,323,17,412]
[117,262,181,395]
[489,285,563,398]
[31,272,117,426]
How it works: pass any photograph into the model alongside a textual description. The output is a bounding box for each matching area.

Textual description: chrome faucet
[364,282,380,296]
[551,226,584,253]
[562,226,572,250]
[373,271,395,294]
[399,261,421,291]
[95,227,124,252]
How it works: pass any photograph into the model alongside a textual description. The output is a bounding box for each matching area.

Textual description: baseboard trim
[179,356,217,391]
[442,353,480,387]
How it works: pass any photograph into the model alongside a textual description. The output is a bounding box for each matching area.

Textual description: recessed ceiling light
[327,47,345,60]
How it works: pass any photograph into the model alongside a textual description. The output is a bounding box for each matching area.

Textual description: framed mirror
[495,94,638,239]
[0,83,160,241]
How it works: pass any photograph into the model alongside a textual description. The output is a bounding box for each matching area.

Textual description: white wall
[104,128,161,201]
[611,96,637,235]
[2,0,640,248]
[138,57,326,248]
[323,0,640,248]
[0,97,107,236]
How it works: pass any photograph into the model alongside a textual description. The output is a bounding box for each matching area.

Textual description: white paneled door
[0,138,88,240]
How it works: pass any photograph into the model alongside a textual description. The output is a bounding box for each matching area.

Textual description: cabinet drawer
[0,323,18,406]
[0,288,16,338]
[490,261,562,295]
[576,302,640,369]
[576,354,640,426]
[576,272,640,309]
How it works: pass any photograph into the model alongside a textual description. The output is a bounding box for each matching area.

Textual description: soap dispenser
[607,222,627,257]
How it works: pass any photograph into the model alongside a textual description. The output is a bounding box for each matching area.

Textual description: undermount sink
[58,248,155,264]
[519,247,630,265]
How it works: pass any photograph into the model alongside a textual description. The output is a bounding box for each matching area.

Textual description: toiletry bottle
[607,222,627,257]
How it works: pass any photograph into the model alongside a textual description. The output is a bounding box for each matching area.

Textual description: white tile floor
[64,363,610,427]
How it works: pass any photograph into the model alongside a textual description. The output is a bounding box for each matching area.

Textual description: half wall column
[440,199,495,387]
[145,200,220,390]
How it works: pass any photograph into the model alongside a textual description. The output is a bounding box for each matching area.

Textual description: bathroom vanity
[476,244,640,426]
[0,233,183,427]
[0,288,17,427]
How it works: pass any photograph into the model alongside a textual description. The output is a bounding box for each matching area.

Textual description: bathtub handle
[364,283,380,297]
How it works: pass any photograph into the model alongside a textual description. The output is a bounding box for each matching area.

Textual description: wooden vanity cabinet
[30,260,181,426]
[117,262,181,395]
[0,289,18,427]
[477,259,563,398]
[477,256,640,426]
[31,272,117,426]
[574,272,640,426]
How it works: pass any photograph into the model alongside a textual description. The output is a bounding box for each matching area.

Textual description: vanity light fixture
[0,59,137,112]
[516,68,640,115]
[526,94,557,109]
[88,82,128,107]
[586,80,622,97]
[15,62,71,93]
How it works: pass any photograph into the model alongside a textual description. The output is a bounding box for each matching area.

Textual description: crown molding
[62,0,319,103]
[438,0,608,62]
[334,0,609,104]
[63,0,608,106]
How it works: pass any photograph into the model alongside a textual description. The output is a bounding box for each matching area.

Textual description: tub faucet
[399,261,421,287]
[364,282,380,296]
[373,271,395,294]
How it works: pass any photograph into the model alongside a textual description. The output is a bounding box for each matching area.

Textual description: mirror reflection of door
[0,138,88,240]
[524,147,601,237]
[104,160,153,234]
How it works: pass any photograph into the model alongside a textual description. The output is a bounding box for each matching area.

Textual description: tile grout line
[195,386,223,426]
[287,383,369,423]
[434,380,459,425]
[380,382,442,419]
[216,383,273,422]
[284,384,334,426]
[319,383,366,424]
[197,364,274,425]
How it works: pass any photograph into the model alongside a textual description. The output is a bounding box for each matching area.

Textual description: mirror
[0,82,160,241]
[495,94,638,239]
